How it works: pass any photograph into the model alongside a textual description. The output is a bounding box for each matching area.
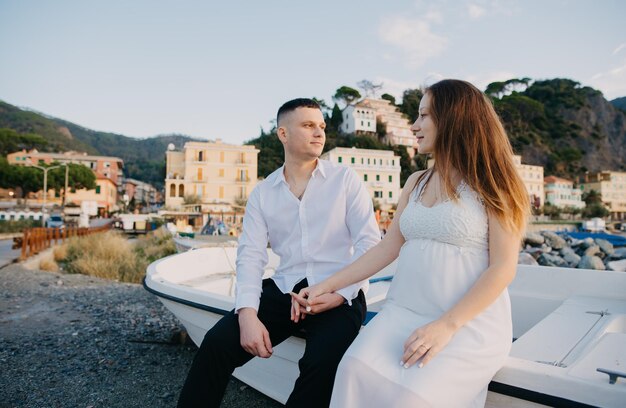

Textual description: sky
[1,0,625,145]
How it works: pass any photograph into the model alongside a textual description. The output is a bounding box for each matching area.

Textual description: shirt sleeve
[235,185,269,313]
[337,168,381,304]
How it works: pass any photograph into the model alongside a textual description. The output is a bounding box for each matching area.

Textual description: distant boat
[144,247,626,407]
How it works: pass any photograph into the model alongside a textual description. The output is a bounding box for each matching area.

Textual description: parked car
[45,214,65,229]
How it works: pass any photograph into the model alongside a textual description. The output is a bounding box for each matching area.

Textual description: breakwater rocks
[520,231,626,271]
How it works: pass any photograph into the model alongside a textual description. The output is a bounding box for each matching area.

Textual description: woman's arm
[401,211,521,368]
[291,171,423,319]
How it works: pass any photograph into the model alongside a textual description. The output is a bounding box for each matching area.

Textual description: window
[170,184,176,197]
[361,121,364,126]
[178,184,184,197]
[338,157,343,163]
[364,174,368,182]
[219,186,224,199]
[361,158,364,164]
[367,158,370,165]
[197,168,203,181]
[96,186,101,194]
[198,151,203,161]
[220,151,224,163]
[351,157,355,164]
[376,175,380,181]
[374,191,382,198]
[389,175,392,182]
[219,168,224,177]
[392,160,395,166]
[389,191,393,198]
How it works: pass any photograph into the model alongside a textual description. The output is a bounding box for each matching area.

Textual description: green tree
[582,203,609,218]
[582,189,602,205]
[333,86,361,109]
[381,93,396,106]
[329,104,343,133]
[399,89,423,121]
[0,128,48,156]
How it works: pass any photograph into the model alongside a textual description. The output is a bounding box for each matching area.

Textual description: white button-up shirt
[235,159,380,312]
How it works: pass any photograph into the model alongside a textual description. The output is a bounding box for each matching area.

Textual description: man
[178,98,380,407]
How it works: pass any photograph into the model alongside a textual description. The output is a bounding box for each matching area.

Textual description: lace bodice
[399,179,488,250]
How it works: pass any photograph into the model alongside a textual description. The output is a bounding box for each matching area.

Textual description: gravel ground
[0,264,282,408]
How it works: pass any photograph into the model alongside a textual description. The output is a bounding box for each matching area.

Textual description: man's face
[278,107,326,160]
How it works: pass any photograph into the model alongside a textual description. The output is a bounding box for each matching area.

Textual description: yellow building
[66,176,118,216]
[580,171,626,220]
[427,155,544,209]
[513,155,544,208]
[165,140,259,211]
[320,147,401,209]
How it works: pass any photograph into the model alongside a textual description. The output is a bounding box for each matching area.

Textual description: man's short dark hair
[277,98,321,126]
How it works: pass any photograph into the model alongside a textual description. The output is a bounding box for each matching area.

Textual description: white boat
[173,235,238,253]
[144,247,626,407]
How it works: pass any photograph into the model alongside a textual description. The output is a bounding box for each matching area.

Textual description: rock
[562,251,581,268]
[611,247,626,260]
[583,245,601,257]
[537,253,568,267]
[595,239,614,256]
[578,255,606,270]
[542,231,567,250]
[524,248,544,258]
[524,232,544,246]
[576,238,596,249]
[518,252,538,265]
[607,259,626,272]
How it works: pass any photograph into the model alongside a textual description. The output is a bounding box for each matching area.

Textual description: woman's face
[410,92,437,154]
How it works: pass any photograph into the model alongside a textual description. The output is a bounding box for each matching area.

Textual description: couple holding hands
[178,79,529,408]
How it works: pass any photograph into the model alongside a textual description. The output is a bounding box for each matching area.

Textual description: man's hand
[238,308,273,358]
[290,290,345,323]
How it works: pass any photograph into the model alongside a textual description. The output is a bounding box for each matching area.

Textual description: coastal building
[544,176,585,209]
[124,178,159,208]
[357,98,416,155]
[513,155,544,208]
[7,149,124,188]
[580,171,626,220]
[7,149,124,215]
[165,140,259,213]
[341,105,377,134]
[66,176,118,216]
[320,147,401,209]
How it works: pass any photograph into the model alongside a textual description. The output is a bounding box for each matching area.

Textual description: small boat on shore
[144,247,626,407]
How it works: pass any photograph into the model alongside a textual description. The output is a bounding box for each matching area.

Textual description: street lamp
[31,163,66,227]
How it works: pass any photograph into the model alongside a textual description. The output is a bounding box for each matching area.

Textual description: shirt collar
[271,159,326,187]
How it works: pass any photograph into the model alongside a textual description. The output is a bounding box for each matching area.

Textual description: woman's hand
[401,319,458,368]
[289,282,337,323]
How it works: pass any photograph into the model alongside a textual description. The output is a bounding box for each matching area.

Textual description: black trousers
[177,278,366,408]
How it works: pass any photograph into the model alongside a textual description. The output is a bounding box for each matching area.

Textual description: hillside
[611,96,626,112]
[2,78,625,189]
[0,100,197,188]
[490,78,626,178]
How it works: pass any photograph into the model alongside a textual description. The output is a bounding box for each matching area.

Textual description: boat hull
[145,248,626,407]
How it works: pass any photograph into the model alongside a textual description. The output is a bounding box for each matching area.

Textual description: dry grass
[53,244,68,262]
[57,229,176,284]
[39,255,59,272]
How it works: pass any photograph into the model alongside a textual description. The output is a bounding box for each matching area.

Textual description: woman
[291,79,529,407]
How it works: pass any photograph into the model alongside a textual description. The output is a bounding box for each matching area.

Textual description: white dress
[330,179,512,408]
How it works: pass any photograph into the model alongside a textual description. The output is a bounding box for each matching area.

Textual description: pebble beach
[0,262,282,408]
